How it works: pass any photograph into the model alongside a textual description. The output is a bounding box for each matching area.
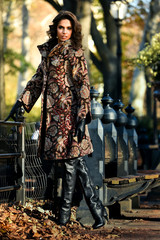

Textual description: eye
[68,27,72,30]
[58,26,63,29]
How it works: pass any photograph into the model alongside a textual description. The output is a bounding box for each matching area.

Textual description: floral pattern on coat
[20,40,93,160]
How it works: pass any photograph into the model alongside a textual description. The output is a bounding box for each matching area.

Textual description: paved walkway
[103,191,160,239]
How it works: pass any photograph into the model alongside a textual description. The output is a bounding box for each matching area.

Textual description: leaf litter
[0,199,121,240]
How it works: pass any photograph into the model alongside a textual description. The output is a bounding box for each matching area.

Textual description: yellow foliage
[133,33,160,81]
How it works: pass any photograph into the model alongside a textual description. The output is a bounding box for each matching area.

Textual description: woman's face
[57,19,72,43]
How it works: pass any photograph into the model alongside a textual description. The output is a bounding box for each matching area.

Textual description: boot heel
[92,218,105,229]
[103,206,109,221]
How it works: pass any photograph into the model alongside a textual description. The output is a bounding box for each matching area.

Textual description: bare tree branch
[63,0,78,13]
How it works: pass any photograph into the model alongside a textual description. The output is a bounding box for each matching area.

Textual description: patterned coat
[20,40,93,160]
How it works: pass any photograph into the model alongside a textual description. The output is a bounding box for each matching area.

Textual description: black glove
[5,100,23,121]
[75,118,86,143]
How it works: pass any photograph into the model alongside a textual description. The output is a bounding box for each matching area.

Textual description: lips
[60,36,68,41]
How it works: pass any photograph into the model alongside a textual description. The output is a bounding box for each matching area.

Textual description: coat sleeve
[19,63,43,113]
[72,49,92,124]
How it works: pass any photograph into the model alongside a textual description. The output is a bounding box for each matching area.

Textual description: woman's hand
[5,100,23,121]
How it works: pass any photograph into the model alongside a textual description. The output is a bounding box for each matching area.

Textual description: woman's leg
[77,157,108,229]
[59,158,78,225]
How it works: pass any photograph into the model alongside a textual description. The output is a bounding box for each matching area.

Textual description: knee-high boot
[59,158,78,226]
[77,157,108,229]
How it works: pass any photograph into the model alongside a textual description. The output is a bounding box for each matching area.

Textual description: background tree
[0,0,5,119]
[3,0,36,121]
[91,0,118,99]
[3,0,12,51]
[130,0,160,117]
[17,0,31,97]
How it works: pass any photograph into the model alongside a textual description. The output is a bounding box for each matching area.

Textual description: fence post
[113,99,128,177]
[85,87,105,199]
[16,110,26,205]
[101,94,117,178]
[125,104,138,175]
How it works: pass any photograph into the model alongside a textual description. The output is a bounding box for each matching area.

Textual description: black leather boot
[59,159,78,226]
[77,158,108,229]
[91,206,105,229]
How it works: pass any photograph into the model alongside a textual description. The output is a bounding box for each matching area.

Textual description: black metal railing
[0,120,47,204]
[0,120,25,204]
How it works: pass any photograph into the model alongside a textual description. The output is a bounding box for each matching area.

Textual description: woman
[5,10,108,229]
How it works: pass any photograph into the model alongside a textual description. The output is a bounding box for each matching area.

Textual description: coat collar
[37,42,50,58]
[37,40,72,58]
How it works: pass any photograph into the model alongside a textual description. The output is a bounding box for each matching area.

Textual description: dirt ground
[0,188,160,240]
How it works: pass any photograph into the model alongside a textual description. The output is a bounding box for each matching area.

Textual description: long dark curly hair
[47,10,82,50]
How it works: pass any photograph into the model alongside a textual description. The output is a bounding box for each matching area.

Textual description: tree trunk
[130,0,160,117]
[0,0,5,120]
[17,0,30,98]
[63,0,78,14]
[76,0,92,67]
[3,1,12,51]
[91,1,118,99]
